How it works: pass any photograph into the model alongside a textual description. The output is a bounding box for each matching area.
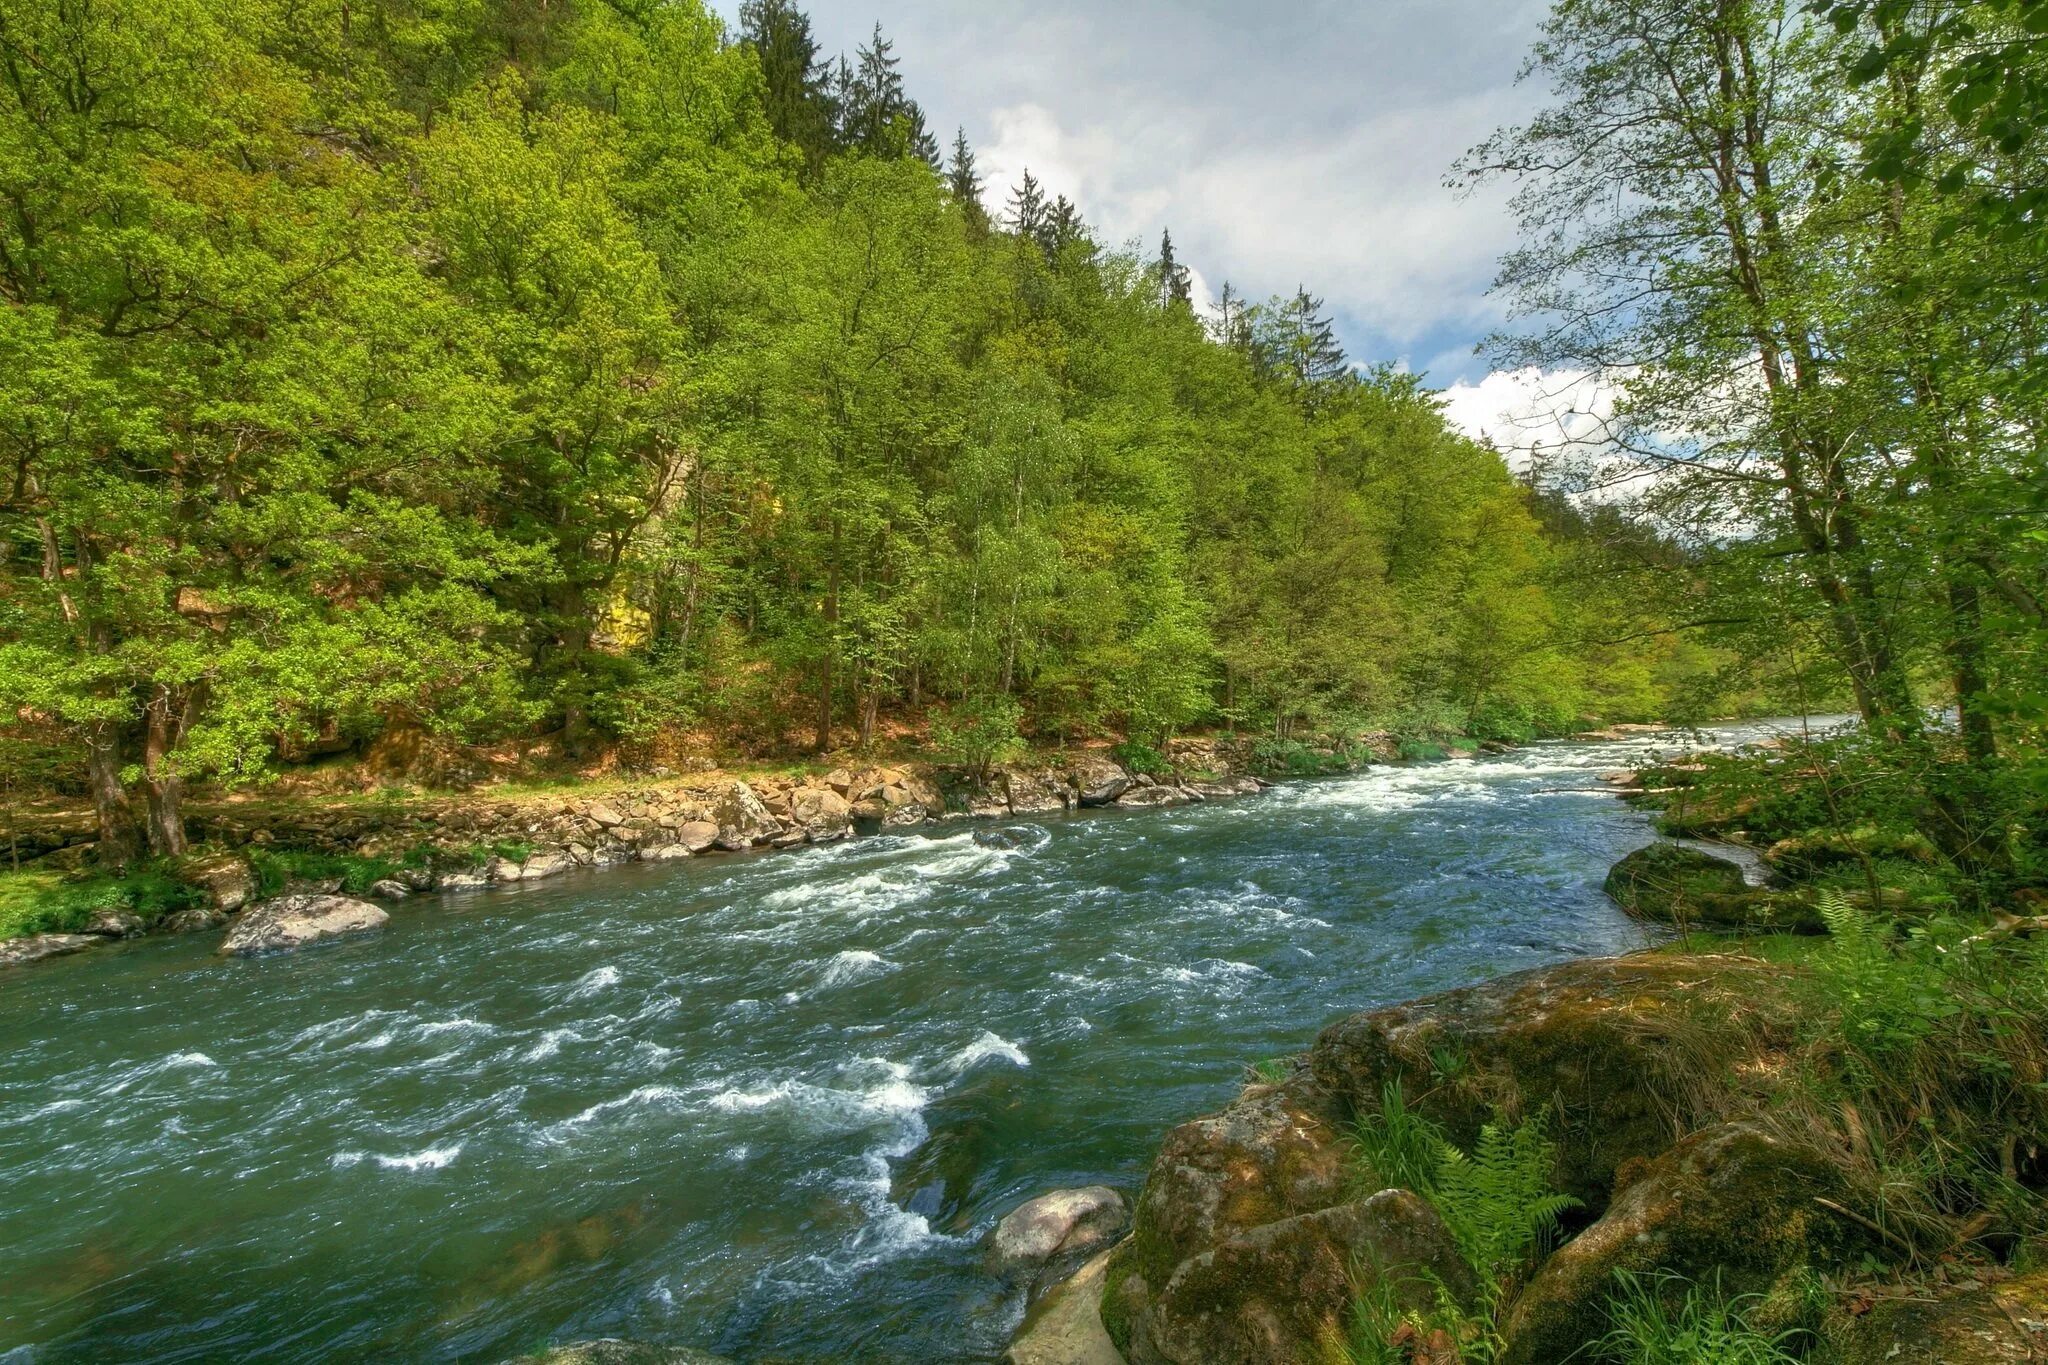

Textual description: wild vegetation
[0,0,1753,876]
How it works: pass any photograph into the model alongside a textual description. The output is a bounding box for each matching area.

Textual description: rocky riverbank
[0,737,1294,966]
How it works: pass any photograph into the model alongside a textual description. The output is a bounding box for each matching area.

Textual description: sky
[707,0,1571,439]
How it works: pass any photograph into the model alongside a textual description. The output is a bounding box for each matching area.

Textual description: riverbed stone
[1116,785,1186,809]
[713,782,779,850]
[988,1187,1131,1289]
[0,933,99,968]
[522,852,573,880]
[368,879,411,900]
[1498,1122,1878,1365]
[219,894,389,957]
[1833,1268,2048,1363]
[437,869,490,892]
[1134,1190,1473,1365]
[790,787,853,840]
[1004,1248,1124,1365]
[83,908,145,938]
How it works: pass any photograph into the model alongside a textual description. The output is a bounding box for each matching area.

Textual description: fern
[1432,1112,1580,1284]
[1816,886,1875,949]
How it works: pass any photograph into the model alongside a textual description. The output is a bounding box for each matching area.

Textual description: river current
[0,722,1815,1363]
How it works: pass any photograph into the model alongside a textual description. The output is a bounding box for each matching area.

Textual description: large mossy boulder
[1832,1268,2048,1363]
[1497,1122,1876,1365]
[1603,842,1823,932]
[1309,954,1800,1208]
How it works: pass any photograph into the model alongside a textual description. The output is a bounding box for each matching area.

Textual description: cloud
[708,0,1553,383]
[1437,367,1624,475]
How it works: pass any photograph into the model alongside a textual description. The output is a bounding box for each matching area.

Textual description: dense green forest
[0,0,1727,863]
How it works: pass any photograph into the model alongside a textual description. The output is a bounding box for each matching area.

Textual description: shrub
[931,695,1028,783]
[1113,739,1170,777]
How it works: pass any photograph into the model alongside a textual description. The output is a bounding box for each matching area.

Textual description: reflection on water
[0,720,1820,1363]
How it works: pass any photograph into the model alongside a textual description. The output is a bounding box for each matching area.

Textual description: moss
[1098,1242,1137,1353]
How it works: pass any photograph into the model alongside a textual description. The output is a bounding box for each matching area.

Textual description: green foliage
[1349,1082,1447,1200]
[0,863,205,938]
[929,696,1028,783]
[248,848,427,899]
[1594,1272,1803,1365]
[1112,741,1171,778]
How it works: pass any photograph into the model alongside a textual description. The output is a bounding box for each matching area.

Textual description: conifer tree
[1006,170,1047,242]
[948,128,989,235]
[1157,228,1193,308]
[738,0,835,174]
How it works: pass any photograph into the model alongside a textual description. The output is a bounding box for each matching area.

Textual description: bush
[1113,740,1170,777]
[930,695,1028,783]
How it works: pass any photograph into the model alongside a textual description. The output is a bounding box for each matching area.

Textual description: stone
[1498,1122,1878,1365]
[1308,954,1802,1209]
[1070,757,1131,808]
[676,822,720,854]
[1833,1269,2048,1364]
[790,787,854,840]
[988,1187,1132,1286]
[642,843,695,862]
[162,906,226,935]
[521,852,573,880]
[1603,842,1818,932]
[83,908,145,938]
[219,894,389,957]
[182,853,255,913]
[881,802,928,829]
[1116,785,1186,809]
[368,879,412,900]
[436,870,490,892]
[1004,1248,1124,1365]
[825,767,857,796]
[712,782,780,850]
[1133,1191,1474,1365]
[1002,768,1072,816]
[585,803,628,828]
[0,933,99,968]
[487,857,525,883]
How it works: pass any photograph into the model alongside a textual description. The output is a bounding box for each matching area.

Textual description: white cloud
[1437,367,1624,474]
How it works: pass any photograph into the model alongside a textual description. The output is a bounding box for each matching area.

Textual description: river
[0,722,1814,1363]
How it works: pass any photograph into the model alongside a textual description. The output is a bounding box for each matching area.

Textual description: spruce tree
[738,0,834,173]
[1157,228,1193,308]
[948,128,989,235]
[1006,170,1047,242]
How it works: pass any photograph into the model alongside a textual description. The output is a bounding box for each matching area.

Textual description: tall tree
[1157,229,1193,308]
[947,127,989,235]
[738,0,836,174]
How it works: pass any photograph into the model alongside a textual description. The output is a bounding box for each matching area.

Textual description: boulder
[641,843,695,862]
[790,787,854,841]
[0,933,99,968]
[1129,1191,1474,1365]
[1309,955,1802,1209]
[1004,1248,1125,1365]
[437,870,490,892]
[521,852,574,881]
[712,782,780,850]
[162,906,227,935]
[219,894,389,957]
[181,853,255,913]
[882,803,929,829]
[83,908,145,938]
[1603,843,1814,932]
[988,1187,1132,1292]
[487,857,525,883]
[584,803,629,829]
[1002,768,1072,816]
[1498,1122,1878,1365]
[1833,1269,2048,1364]
[368,879,412,900]
[676,821,720,854]
[1074,762,1131,808]
[1116,785,1187,809]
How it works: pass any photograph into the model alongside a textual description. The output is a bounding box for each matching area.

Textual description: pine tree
[1157,228,1193,308]
[905,102,942,172]
[847,22,907,157]
[948,128,989,236]
[738,0,834,174]
[1261,288,1347,389]
[1006,170,1047,243]
[1211,282,1252,350]
[1046,195,1086,257]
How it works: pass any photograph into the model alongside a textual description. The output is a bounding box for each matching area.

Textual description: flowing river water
[0,722,1815,1363]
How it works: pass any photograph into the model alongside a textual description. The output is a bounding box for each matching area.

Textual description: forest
[0,0,1732,864]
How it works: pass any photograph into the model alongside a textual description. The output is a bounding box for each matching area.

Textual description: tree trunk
[140,684,197,858]
[86,722,142,869]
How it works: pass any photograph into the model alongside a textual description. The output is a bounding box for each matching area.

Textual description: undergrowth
[0,864,205,938]
[1590,1272,1803,1364]
[1346,1081,1578,1363]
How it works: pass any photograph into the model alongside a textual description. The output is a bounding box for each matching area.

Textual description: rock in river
[0,933,99,968]
[219,894,389,957]
[988,1186,1131,1290]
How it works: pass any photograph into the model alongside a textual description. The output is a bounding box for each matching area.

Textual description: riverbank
[1021,732,2048,1365]
[5,719,1527,959]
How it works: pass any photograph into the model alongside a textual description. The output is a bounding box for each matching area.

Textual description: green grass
[249,846,433,898]
[0,864,207,939]
[1593,1272,1803,1364]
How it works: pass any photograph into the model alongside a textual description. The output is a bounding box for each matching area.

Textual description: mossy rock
[1604,843,1752,924]
[1831,1268,2048,1363]
[1498,1122,1883,1365]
